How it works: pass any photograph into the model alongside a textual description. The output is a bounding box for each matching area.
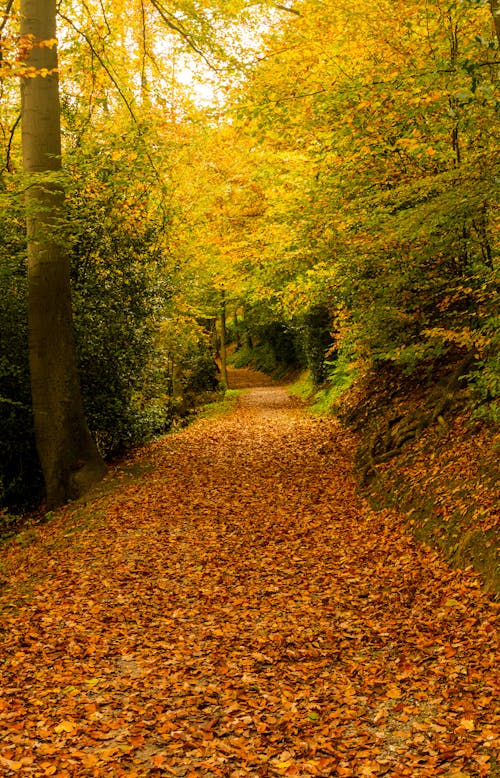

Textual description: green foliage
[288,371,314,401]
[66,145,175,455]
[231,308,301,376]
[298,305,333,387]
[241,304,301,374]
[180,341,219,397]
[333,166,498,376]
[289,348,358,416]
[0,197,43,509]
[469,312,500,423]
[0,162,177,507]
[1,129,211,508]
[325,349,358,403]
[198,388,240,419]
[231,341,279,373]
[234,0,499,419]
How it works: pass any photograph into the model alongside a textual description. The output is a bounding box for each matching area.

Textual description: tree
[490,0,500,44]
[229,0,498,403]
[20,0,105,508]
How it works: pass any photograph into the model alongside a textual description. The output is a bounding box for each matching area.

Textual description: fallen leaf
[54,720,76,734]
[0,757,23,771]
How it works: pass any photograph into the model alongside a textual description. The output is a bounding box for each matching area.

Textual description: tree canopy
[0,0,498,507]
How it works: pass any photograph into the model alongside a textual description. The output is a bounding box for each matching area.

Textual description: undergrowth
[230,343,292,379]
[289,354,358,415]
[198,389,241,418]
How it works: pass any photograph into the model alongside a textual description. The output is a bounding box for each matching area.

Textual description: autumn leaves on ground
[0,373,498,778]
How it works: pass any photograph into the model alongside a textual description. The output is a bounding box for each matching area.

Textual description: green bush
[469,312,500,424]
[181,341,219,397]
[299,305,333,386]
[0,204,43,509]
[0,145,178,507]
[235,303,302,375]
[67,167,175,456]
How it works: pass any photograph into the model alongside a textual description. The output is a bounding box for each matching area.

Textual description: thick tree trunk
[20,0,106,508]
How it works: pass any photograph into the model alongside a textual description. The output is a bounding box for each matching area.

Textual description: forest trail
[0,374,498,777]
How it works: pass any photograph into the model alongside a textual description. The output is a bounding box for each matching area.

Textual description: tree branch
[56,11,164,183]
[147,0,220,72]
[1,112,20,176]
[57,11,139,125]
[274,3,301,15]
[0,0,14,35]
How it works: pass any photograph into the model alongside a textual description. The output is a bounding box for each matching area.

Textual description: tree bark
[233,307,242,349]
[20,0,106,508]
[490,0,500,46]
[219,289,229,389]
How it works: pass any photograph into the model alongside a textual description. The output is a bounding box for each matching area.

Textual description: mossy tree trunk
[20,0,106,508]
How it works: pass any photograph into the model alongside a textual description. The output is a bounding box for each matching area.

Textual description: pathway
[0,374,498,777]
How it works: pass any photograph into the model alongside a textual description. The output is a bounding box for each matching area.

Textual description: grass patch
[289,358,358,415]
[198,389,241,419]
[323,355,358,404]
[289,372,335,414]
[288,371,315,401]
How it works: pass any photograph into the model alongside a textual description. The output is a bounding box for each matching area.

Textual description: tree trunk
[490,0,500,46]
[172,360,187,414]
[233,308,242,349]
[20,0,106,508]
[219,289,229,389]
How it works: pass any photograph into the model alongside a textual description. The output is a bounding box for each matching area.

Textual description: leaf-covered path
[0,380,498,777]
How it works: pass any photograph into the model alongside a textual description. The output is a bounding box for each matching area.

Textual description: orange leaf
[0,758,23,771]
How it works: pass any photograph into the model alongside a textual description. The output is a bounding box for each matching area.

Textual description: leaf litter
[0,382,498,777]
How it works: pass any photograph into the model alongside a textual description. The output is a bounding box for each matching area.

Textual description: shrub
[0,203,43,509]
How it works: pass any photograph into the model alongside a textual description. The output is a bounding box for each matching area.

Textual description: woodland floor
[0,369,498,777]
